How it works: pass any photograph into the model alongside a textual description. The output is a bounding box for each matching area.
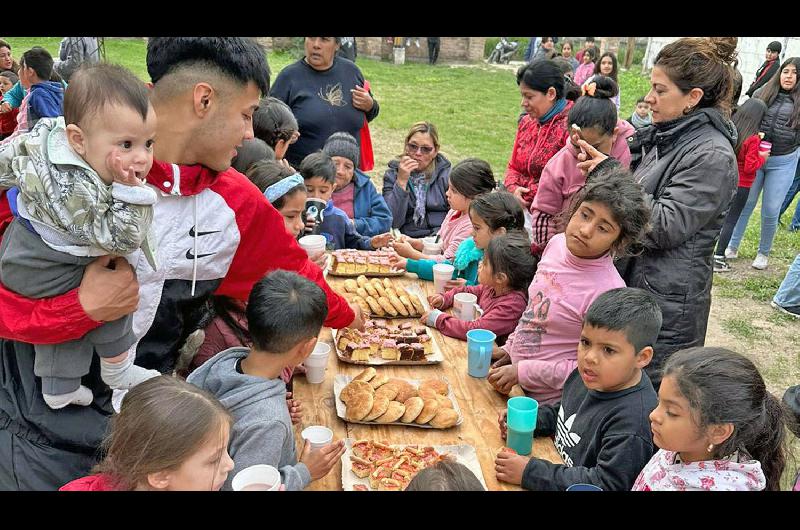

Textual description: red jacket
[504,101,573,205]
[736,134,767,188]
[60,473,118,491]
[0,107,18,137]
[0,160,353,355]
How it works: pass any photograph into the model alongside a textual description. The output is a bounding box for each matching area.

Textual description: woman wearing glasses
[382,121,452,238]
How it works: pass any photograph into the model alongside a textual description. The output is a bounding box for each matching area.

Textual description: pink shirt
[631,450,767,491]
[502,233,625,404]
[332,181,356,219]
[428,209,473,262]
[530,119,634,249]
[435,284,528,341]
[574,62,595,86]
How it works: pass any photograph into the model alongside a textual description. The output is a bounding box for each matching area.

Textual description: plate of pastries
[333,319,442,365]
[339,276,427,318]
[341,439,487,491]
[334,369,462,429]
[328,249,405,277]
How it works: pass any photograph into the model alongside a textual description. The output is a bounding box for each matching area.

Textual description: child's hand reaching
[495,449,529,486]
[488,364,518,395]
[299,439,346,481]
[388,252,407,270]
[285,392,303,425]
[391,239,416,258]
[427,294,444,309]
[106,149,144,187]
[371,233,394,249]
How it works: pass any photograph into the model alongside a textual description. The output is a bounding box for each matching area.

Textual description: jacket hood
[186,347,287,413]
[30,81,63,96]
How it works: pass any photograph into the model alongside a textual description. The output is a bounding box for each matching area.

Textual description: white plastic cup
[453,292,478,321]
[423,236,443,256]
[232,464,281,491]
[299,234,327,260]
[432,263,455,294]
[303,342,331,384]
[301,426,334,451]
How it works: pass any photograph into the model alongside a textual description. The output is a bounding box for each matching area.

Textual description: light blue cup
[466,329,495,378]
[566,483,603,491]
[506,396,538,455]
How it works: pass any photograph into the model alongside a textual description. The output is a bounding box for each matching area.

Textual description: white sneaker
[752,253,768,270]
[724,247,738,259]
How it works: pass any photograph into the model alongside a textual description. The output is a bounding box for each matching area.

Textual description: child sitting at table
[495,287,661,491]
[422,231,536,344]
[188,270,346,491]
[404,460,485,491]
[488,167,651,404]
[392,191,524,288]
[632,347,787,491]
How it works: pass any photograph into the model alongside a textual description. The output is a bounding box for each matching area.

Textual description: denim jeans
[778,160,800,230]
[729,149,800,255]
[774,253,800,308]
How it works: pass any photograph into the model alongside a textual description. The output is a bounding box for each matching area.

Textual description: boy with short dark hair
[495,287,661,491]
[628,96,652,129]
[300,150,387,250]
[188,270,346,491]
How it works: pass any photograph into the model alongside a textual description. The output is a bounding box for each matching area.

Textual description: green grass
[714,274,785,302]
[721,317,768,342]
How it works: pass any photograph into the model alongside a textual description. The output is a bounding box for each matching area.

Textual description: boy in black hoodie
[495,287,661,491]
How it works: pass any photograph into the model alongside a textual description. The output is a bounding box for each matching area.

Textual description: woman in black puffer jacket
[726,57,800,270]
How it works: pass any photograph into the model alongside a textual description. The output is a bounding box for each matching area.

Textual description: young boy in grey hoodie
[188,270,346,490]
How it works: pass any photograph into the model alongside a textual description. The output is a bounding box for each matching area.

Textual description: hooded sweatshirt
[59,473,119,491]
[187,347,311,491]
[631,449,767,491]
[530,119,634,250]
[27,81,63,124]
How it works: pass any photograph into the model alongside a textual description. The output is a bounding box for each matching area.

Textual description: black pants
[428,39,440,64]
[715,186,751,255]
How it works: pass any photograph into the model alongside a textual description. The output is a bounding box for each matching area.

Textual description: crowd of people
[0,36,797,492]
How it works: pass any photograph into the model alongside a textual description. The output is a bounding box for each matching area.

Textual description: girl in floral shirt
[633,347,787,491]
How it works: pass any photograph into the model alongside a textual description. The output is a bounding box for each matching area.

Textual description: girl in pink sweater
[488,166,651,404]
[390,158,495,262]
[530,76,634,253]
[422,231,537,343]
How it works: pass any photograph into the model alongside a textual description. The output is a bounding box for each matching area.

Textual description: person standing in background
[54,37,100,83]
[427,37,441,65]
[337,38,357,63]
[746,41,782,98]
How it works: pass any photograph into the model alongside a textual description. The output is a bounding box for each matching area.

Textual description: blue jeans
[778,160,800,230]
[729,149,800,255]
[774,253,800,308]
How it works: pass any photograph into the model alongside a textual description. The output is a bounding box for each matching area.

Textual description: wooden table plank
[294,272,563,491]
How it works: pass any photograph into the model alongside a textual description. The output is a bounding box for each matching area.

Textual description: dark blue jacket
[352,169,391,237]
[27,82,63,125]
[318,200,373,250]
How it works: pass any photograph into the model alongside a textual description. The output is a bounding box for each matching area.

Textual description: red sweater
[435,284,528,342]
[504,102,573,205]
[737,134,767,188]
[0,107,18,137]
[60,474,118,491]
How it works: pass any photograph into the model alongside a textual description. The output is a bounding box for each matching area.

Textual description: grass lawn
[5,37,800,488]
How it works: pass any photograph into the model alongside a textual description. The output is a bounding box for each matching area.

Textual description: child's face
[0,76,13,95]
[561,44,572,57]
[304,176,335,202]
[470,211,502,250]
[445,183,470,213]
[331,155,355,191]
[273,131,299,161]
[583,53,592,65]
[569,125,613,157]
[565,200,621,259]
[599,56,614,75]
[69,103,157,185]
[18,64,34,89]
[279,189,308,239]
[635,102,651,118]
[577,324,648,392]
[649,375,711,459]
[477,256,495,287]
[159,424,234,491]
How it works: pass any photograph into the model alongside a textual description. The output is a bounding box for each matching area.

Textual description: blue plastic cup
[466,329,495,378]
[566,483,603,491]
[506,396,538,456]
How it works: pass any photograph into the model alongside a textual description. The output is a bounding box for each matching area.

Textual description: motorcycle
[488,37,519,64]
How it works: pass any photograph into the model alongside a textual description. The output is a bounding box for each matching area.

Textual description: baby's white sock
[101,352,160,390]
[43,385,94,409]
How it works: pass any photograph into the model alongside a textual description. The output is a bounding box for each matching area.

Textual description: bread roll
[435,394,454,409]
[419,379,449,396]
[345,391,374,421]
[344,279,359,293]
[399,295,416,316]
[351,295,370,315]
[373,282,387,299]
[374,401,405,423]
[363,395,391,422]
[400,397,424,423]
[388,295,409,316]
[428,407,459,428]
[356,275,369,288]
[382,278,393,290]
[375,383,399,401]
[369,373,390,389]
[418,387,439,401]
[414,399,440,424]
[340,380,373,404]
[364,283,378,298]
[408,294,426,315]
[388,379,417,403]
[377,296,398,317]
[394,285,410,298]
[365,296,384,316]
[356,287,368,299]
[384,287,399,299]
[353,367,377,383]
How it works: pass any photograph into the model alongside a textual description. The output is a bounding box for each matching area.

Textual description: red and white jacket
[0,160,354,372]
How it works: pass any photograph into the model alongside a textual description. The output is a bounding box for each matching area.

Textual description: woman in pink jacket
[530,76,635,252]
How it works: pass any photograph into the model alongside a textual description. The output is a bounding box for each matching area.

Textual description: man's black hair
[583,287,662,353]
[299,151,336,184]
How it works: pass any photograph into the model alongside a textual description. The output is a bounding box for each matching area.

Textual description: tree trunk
[624,37,636,69]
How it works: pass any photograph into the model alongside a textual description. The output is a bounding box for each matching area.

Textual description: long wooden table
[293,273,563,491]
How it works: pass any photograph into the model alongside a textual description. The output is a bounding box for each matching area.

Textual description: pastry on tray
[347,441,451,491]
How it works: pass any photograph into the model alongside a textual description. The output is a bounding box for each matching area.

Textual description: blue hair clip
[264,173,305,203]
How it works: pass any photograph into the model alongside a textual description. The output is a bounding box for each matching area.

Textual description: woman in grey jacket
[575,37,738,390]
[725,57,800,270]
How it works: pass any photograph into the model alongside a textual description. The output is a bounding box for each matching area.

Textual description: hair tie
[582,82,597,97]
[264,173,305,203]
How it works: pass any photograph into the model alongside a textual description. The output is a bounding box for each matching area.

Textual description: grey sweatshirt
[187,347,311,491]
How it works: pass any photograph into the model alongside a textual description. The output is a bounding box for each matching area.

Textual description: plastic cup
[453,293,478,321]
[432,263,455,294]
[758,140,772,153]
[299,234,327,260]
[303,342,330,384]
[232,464,281,491]
[506,396,538,456]
[423,237,443,256]
[466,329,495,378]
[566,483,603,491]
[301,426,334,451]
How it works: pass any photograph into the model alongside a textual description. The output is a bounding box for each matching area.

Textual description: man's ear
[65,123,87,156]
[146,470,171,491]
[635,346,654,369]
[192,82,215,118]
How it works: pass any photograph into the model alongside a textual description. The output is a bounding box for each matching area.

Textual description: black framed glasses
[406,142,434,155]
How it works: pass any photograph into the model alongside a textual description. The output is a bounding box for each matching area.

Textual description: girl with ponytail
[633,347,787,491]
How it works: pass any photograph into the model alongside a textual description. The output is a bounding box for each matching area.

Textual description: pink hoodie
[502,233,625,404]
[632,450,767,491]
[530,119,635,249]
[427,209,473,262]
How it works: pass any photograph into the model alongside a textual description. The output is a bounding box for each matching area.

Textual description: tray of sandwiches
[333,318,443,365]
[334,370,462,429]
[342,439,487,491]
[328,249,406,277]
[339,277,428,319]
